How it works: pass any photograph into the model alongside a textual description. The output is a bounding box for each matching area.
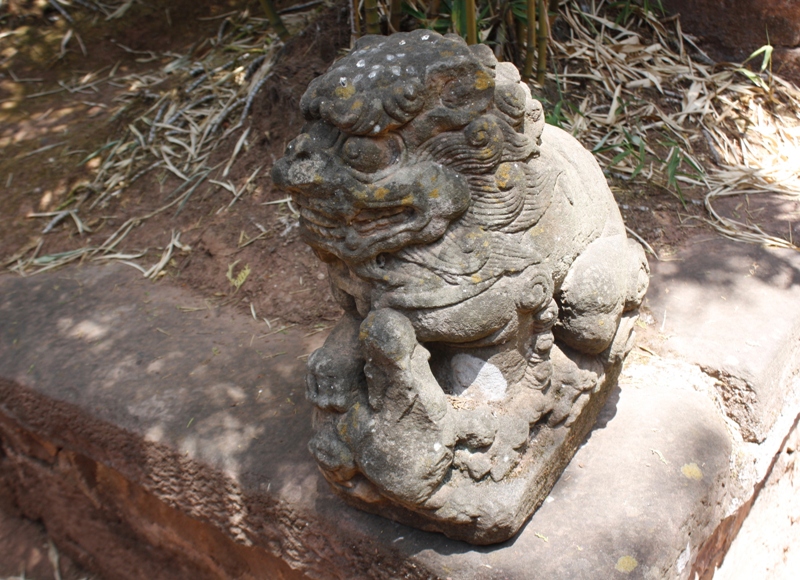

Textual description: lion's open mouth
[350,206,414,235]
[297,203,415,240]
[300,206,339,229]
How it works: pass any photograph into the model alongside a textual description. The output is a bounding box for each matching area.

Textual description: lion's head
[272,30,545,264]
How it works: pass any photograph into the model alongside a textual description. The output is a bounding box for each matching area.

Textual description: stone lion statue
[272,29,649,544]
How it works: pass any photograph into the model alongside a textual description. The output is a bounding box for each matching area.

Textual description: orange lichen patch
[615,555,638,573]
[495,163,514,189]
[474,70,493,90]
[373,187,389,200]
[428,188,439,199]
[335,84,355,99]
[400,194,414,205]
[681,463,703,480]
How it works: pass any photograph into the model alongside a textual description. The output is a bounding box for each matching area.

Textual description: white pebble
[451,354,508,401]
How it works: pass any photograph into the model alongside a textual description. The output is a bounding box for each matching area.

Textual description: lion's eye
[341,135,401,174]
[307,122,340,148]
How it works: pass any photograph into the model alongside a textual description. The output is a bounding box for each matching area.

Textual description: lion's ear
[469,44,498,72]
[494,84,527,131]
[524,98,545,145]
[495,62,520,84]
[353,35,384,50]
[444,32,467,45]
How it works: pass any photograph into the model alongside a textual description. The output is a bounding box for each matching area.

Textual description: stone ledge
[643,236,800,444]
[0,261,798,579]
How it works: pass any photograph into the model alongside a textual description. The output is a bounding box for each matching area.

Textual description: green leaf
[610,150,632,166]
[402,4,427,19]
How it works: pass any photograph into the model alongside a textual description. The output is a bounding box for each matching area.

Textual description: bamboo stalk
[429,0,441,21]
[390,0,403,32]
[512,10,524,65]
[258,0,289,40]
[365,0,381,34]
[465,0,477,45]
[522,0,536,80]
[536,0,548,84]
[351,0,362,40]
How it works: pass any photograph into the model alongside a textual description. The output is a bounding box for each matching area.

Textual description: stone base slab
[0,257,798,579]
[644,236,800,444]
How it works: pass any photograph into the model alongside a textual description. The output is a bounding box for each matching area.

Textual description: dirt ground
[1,0,350,331]
[0,1,795,578]
[0,3,349,578]
[0,0,707,330]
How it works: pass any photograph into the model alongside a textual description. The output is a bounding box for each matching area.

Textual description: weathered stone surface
[715,416,800,580]
[0,472,90,579]
[644,235,800,443]
[271,29,649,544]
[636,231,800,577]
[0,265,732,579]
[0,266,324,580]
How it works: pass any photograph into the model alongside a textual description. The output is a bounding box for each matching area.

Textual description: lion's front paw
[306,348,364,412]
[360,308,418,367]
[359,308,419,411]
[306,313,365,412]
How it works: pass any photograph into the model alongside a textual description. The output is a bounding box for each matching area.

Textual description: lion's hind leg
[554,234,649,355]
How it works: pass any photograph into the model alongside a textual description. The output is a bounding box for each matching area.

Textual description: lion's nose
[286,133,313,161]
[272,134,329,190]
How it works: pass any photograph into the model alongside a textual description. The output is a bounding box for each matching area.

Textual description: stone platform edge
[1,257,800,579]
